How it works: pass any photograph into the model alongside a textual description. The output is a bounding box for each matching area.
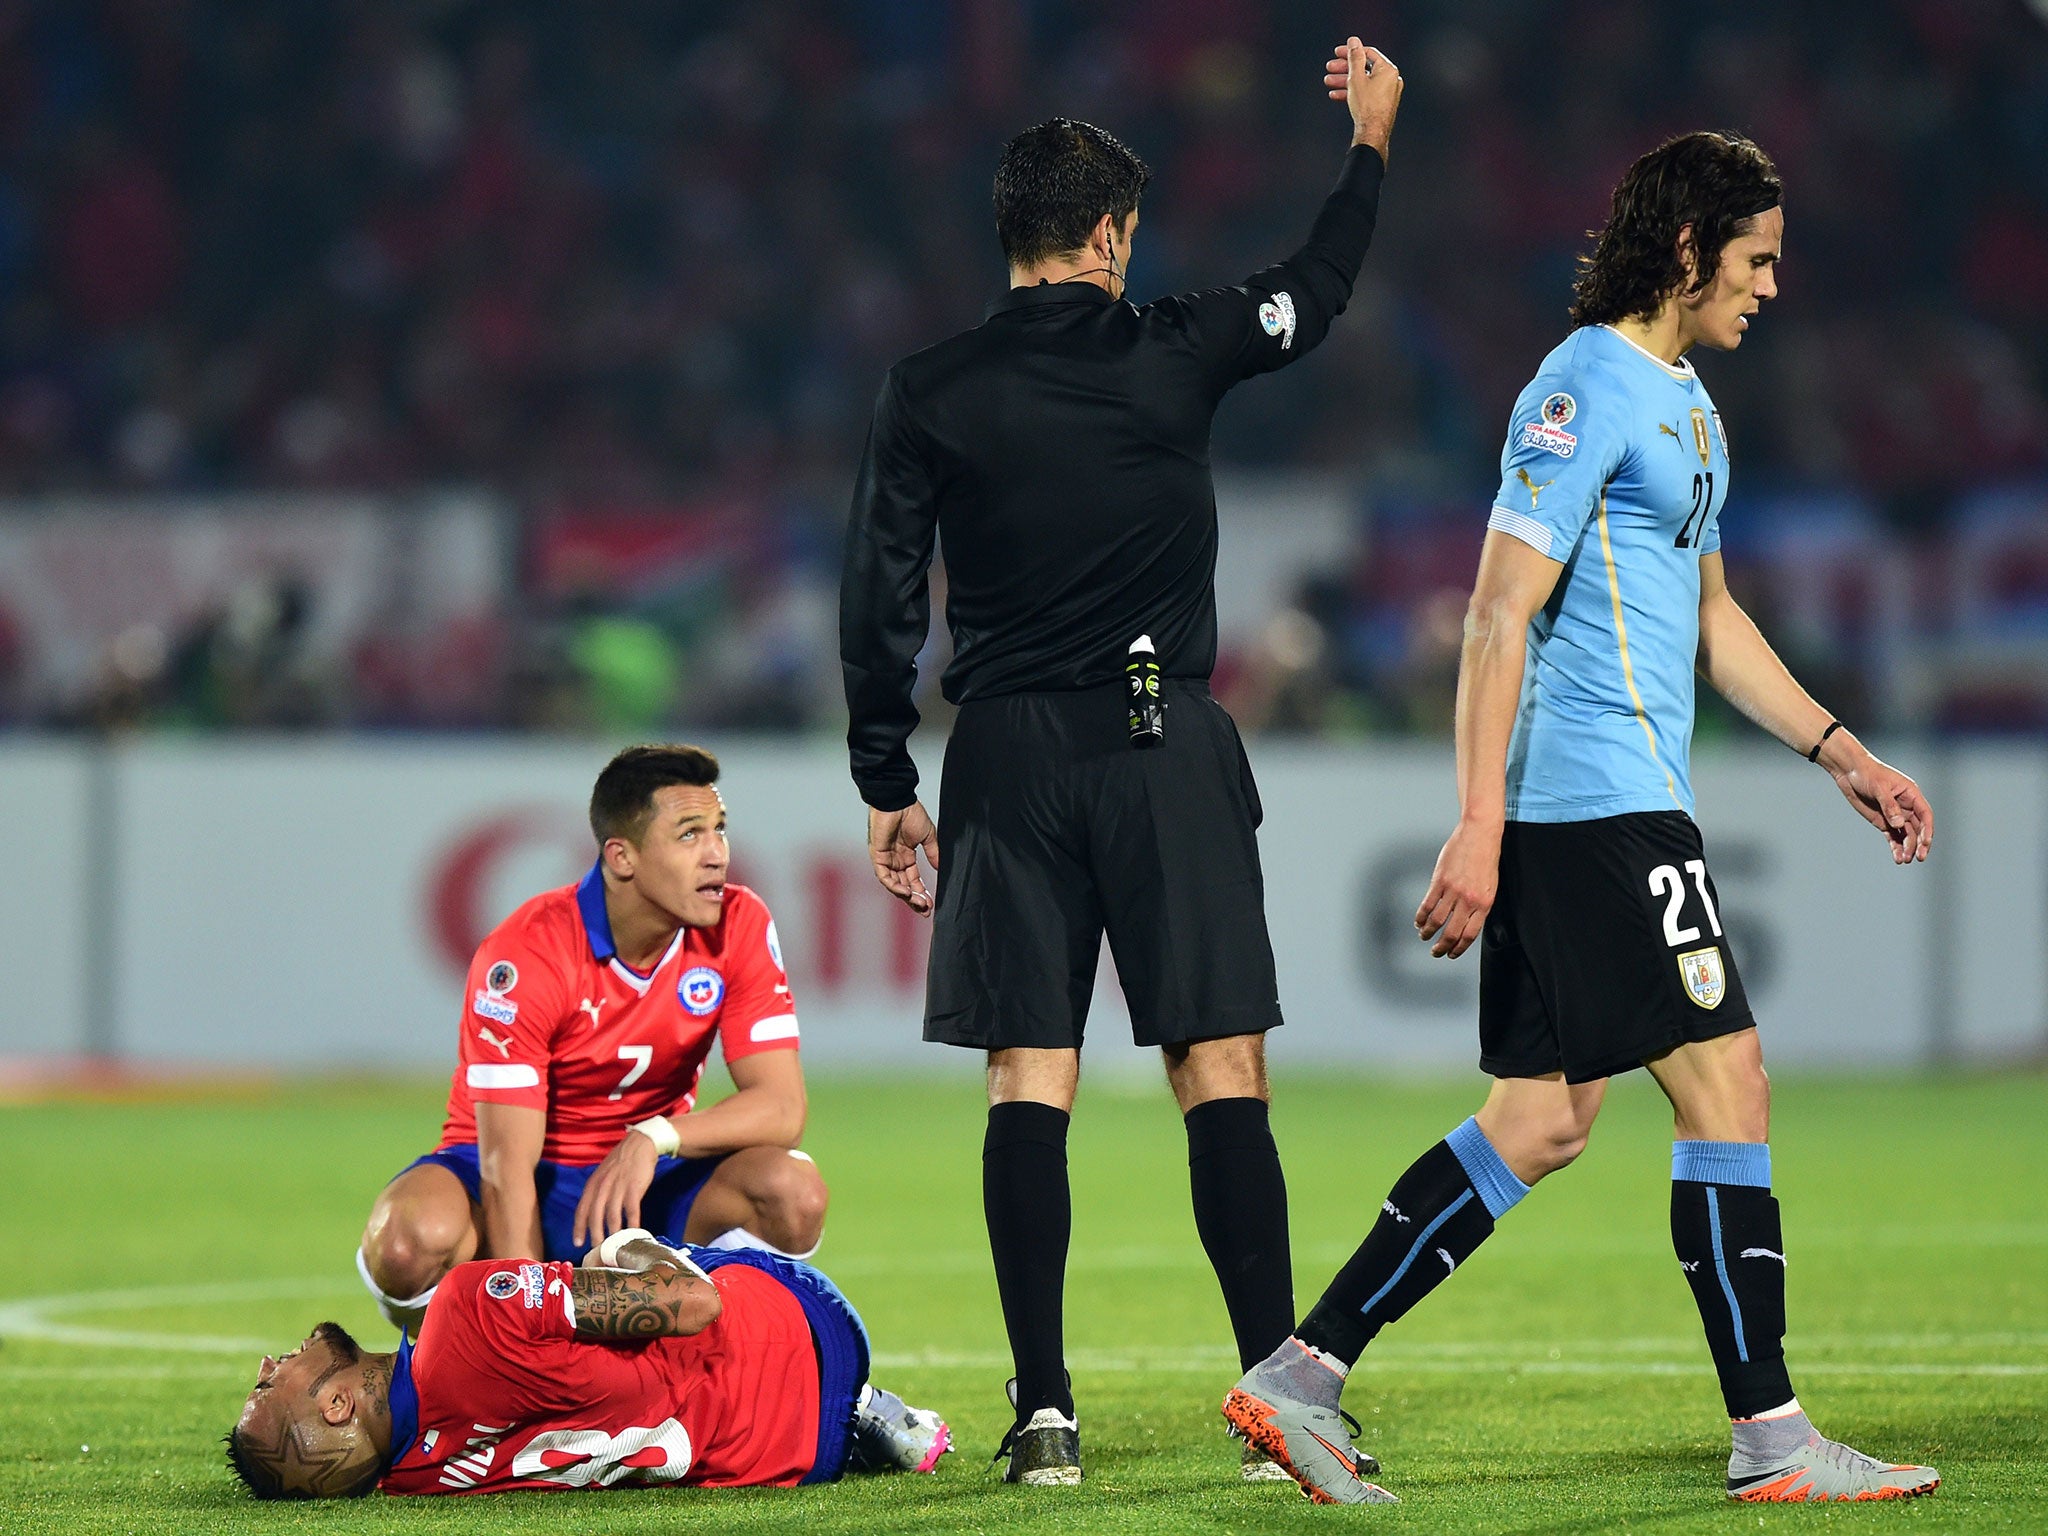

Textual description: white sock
[355,1247,436,1332]
[1298,1339,1352,1380]
[705,1226,820,1261]
[1737,1397,1803,1422]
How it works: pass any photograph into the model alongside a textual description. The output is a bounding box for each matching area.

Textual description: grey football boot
[1727,1428,1939,1502]
[847,1383,952,1474]
[1223,1341,1394,1505]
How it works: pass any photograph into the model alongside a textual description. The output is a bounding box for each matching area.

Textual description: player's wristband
[595,1227,656,1266]
[595,1227,711,1283]
[1805,720,1844,763]
[629,1115,681,1157]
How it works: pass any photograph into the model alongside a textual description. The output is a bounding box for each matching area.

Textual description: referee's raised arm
[837,38,1402,1487]
[1161,39,1400,391]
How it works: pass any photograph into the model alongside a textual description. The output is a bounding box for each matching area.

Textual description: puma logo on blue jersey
[1515,467,1554,509]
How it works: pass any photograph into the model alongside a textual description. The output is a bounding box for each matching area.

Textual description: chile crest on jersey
[678,965,725,1016]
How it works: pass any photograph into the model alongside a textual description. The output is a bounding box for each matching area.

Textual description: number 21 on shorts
[1646,860,1723,947]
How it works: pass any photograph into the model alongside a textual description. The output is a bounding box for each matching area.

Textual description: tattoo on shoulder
[569,1266,690,1339]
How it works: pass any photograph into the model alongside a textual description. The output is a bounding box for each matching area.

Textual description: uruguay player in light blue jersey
[1227,133,1939,1506]
[1486,318,1731,821]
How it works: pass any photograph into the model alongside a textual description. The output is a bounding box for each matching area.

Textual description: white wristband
[595,1226,710,1283]
[629,1115,680,1157]
[595,1227,656,1267]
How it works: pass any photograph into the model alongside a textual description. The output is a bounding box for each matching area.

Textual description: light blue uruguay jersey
[1486,324,1730,822]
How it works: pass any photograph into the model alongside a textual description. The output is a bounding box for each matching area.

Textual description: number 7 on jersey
[608,1045,653,1101]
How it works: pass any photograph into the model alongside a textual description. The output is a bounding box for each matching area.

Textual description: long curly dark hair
[1570,132,1781,327]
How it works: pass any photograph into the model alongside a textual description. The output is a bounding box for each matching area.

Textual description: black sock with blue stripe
[1671,1140,1795,1418]
[1296,1118,1529,1366]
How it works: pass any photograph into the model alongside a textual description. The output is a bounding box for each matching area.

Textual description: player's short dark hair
[993,118,1151,268]
[223,1426,382,1500]
[589,743,721,845]
[224,1427,289,1499]
[1570,131,1782,328]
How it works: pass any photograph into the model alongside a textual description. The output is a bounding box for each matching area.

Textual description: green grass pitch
[2,1069,2043,1534]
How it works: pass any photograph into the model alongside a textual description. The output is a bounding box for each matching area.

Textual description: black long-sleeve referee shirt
[841,145,1386,811]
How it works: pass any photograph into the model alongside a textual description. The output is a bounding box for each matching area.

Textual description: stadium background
[0,4,2045,1531]
[0,0,2042,1073]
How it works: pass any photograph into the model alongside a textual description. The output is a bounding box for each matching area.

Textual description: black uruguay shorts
[1479,811,1756,1084]
[923,680,1283,1052]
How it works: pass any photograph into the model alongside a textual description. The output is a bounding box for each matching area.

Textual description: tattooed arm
[569,1245,722,1339]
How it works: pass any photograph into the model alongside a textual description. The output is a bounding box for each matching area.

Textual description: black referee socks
[1186,1096,1295,1370]
[983,1100,1075,1420]
[1298,1118,1529,1365]
[1670,1141,1795,1419]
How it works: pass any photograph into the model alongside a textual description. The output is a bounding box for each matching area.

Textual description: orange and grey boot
[1727,1433,1939,1502]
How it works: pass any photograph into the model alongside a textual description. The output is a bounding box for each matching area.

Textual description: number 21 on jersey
[1675,472,1714,549]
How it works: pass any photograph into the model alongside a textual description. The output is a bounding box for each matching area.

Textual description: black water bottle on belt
[1127,634,1164,749]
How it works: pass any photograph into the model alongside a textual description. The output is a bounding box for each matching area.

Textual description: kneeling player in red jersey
[228,1232,950,1499]
[357,744,830,1332]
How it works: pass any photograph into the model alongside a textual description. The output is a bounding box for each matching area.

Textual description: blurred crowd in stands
[0,0,2044,734]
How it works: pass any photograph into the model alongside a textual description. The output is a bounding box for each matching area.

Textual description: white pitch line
[3,1277,2044,1383]
[866,1350,2048,1378]
[827,1226,2048,1275]
[0,1364,253,1380]
[0,1276,360,1355]
[0,1275,359,1315]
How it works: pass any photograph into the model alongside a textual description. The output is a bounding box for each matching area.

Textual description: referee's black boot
[994,1377,1081,1486]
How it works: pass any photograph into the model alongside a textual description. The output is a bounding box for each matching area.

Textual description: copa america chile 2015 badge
[1521,391,1578,457]
[1257,291,1297,350]
[472,959,519,1026]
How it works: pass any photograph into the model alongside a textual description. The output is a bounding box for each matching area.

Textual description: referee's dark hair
[1570,131,1781,328]
[590,743,721,845]
[994,118,1152,267]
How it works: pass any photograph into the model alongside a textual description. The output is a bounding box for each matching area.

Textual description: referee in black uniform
[839,39,1403,1486]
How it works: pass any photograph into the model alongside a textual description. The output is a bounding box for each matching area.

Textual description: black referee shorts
[923,680,1283,1052]
[1479,811,1756,1084]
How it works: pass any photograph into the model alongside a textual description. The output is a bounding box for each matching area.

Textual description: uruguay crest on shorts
[1677,947,1725,1010]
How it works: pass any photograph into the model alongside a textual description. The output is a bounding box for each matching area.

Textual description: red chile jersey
[438,864,800,1164]
[379,1257,820,1494]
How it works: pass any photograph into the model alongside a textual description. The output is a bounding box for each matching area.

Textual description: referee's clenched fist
[839,39,1402,1488]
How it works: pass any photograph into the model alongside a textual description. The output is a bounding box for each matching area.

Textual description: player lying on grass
[229,1230,949,1497]
[358,745,829,1333]
[1225,132,1940,1505]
